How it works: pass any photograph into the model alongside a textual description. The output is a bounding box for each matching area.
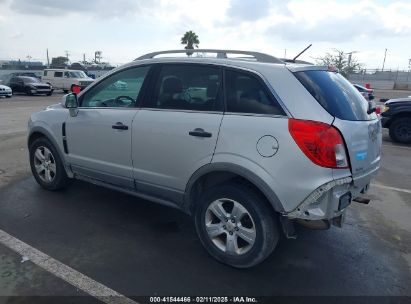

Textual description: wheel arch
[28,126,72,177]
[184,163,284,215]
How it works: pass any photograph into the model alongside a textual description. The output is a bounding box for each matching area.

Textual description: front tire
[29,137,70,190]
[389,117,411,144]
[26,88,33,96]
[195,182,279,268]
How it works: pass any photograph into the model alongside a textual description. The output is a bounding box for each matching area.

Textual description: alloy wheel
[33,146,56,183]
[205,198,256,255]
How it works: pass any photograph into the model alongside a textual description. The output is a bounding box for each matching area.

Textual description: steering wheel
[113,95,135,106]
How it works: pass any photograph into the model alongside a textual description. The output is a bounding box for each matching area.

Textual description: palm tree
[181,31,200,56]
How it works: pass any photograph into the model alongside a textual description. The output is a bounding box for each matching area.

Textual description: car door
[65,65,151,188]
[132,63,224,203]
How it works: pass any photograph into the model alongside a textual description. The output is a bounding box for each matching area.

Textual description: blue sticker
[356,151,367,160]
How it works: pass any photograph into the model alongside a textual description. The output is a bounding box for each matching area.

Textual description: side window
[148,64,222,111]
[54,72,63,78]
[80,66,150,108]
[225,69,284,115]
[43,71,47,76]
[64,71,70,78]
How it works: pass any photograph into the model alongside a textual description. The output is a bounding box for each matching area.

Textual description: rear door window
[225,69,285,115]
[294,70,375,121]
[148,64,223,112]
[54,71,63,78]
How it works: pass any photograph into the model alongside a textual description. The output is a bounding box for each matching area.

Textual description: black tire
[63,89,69,94]
[47,91,53,96]
[6,95,11,98]
[389,117,411,144]
[26,88,33,96]
[194,182,279,268]
[29,137,70,190]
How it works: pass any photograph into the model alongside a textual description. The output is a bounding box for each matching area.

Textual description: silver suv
[28,49,382,268]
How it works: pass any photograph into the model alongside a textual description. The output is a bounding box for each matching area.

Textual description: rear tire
[389,117,411,144]
[194,182,279,268]
[29,137,70,190]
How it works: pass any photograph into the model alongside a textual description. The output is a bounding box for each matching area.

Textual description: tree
[315,49,362,78]
[181,30,200,56]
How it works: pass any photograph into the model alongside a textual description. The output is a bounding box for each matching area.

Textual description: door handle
[112,122,128,130]
[189,128,212,138]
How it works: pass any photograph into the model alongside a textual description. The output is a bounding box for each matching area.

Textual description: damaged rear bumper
[283,176,371,230]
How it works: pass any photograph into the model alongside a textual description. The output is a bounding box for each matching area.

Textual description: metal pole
[382,48,387,71]
[46,48,50,67]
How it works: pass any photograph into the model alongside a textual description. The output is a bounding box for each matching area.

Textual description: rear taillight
[375,106,381,115]
[288,119,349,169]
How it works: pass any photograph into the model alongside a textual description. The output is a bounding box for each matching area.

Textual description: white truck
[42,69,94,93]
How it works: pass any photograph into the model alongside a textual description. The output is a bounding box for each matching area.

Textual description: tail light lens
[288,119,349,169]
[375,106,381,115]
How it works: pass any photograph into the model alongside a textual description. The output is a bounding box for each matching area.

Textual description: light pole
[382,48,387,71]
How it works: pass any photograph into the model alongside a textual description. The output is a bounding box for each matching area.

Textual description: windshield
[20,76,40,84]
[69,71,87,78]
[294,70,376,121]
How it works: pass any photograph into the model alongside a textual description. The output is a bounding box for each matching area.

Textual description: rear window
[294,70,375,121]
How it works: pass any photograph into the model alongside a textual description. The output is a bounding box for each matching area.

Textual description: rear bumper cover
[285,173,374,221]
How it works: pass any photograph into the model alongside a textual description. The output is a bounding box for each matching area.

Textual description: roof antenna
[293,44,312,61]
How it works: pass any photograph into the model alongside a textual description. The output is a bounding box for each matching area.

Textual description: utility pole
[284,49,287,58]
[65,50,70,61]
[83,53,86,63]
[382,48,387,71]
[347,50,358,67]
[46,48,50,67]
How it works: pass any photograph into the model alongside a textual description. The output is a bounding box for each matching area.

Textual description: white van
[42,69,94,93]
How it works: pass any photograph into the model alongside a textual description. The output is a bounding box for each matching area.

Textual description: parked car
[9,76,53,96]
[27,49,381,268]
[353,84,375,101]
[0,84,12,98]
[42,69,94,93]
[381,97,411,143]
[11,72,40,78]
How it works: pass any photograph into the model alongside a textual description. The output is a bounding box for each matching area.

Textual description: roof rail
[135,49,284,64]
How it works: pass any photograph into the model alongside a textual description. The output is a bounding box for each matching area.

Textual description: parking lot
[0,93,411,302]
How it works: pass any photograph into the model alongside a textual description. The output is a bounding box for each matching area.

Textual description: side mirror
[65,93,79,117]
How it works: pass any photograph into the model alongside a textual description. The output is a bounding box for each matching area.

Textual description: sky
[0,0,410,69]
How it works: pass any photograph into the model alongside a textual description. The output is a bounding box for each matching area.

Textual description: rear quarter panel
[213,115,335,212]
